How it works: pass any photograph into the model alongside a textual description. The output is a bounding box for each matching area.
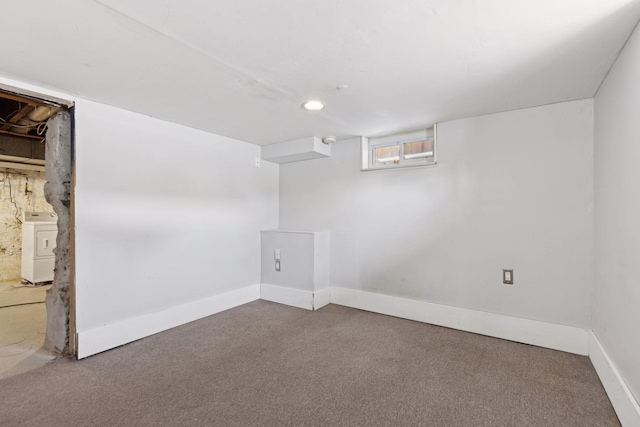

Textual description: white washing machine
[21,211,58,284]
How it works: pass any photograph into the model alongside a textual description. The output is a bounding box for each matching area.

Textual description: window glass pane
[373,144,400,166]
[403,139,434,161]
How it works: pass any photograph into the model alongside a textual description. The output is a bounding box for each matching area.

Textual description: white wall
[594,22,640,402]
[74,99,279,335]
[280,99,594,328]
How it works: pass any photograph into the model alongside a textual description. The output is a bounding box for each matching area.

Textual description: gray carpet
[0,301,619,426]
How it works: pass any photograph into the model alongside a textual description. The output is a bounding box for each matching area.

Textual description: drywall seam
[92,0,296,129]
[76,284,260,359]
[330,287,589,355]
[588,102,596,331]
[589,332,640,427]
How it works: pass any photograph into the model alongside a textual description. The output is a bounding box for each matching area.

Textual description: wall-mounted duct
[0,133,46,171]
[262,136,331,164]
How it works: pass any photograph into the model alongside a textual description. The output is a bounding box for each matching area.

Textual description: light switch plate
[503,269,514,285]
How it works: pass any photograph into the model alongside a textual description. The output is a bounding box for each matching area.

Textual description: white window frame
[370,141,401,167]
[361,125,437,171]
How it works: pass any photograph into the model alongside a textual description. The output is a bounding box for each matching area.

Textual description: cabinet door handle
[43,239,48,249]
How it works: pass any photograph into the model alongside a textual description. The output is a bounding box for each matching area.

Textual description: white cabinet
[260,230,330,310]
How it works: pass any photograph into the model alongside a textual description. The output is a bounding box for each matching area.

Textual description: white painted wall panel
[261,231,315,291]
[260,230,330,292]
[280,100,594,328]
[74,99,279,333]
[594,22,640,404]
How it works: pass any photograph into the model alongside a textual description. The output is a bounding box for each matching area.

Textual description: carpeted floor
[0,301,619,426]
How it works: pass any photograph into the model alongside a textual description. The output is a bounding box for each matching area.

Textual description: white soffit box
[262,136,330,164]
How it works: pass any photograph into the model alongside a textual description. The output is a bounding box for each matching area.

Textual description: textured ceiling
[0,0,639,145]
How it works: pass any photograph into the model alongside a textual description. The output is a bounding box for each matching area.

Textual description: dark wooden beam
[1,104,33,131]
[0,91,48,107]
[0,128,43,141]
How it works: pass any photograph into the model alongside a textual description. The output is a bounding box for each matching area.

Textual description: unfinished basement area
[0,89,74,378]
[0,1,639,426]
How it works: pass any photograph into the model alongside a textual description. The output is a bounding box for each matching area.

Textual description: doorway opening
[0,86,74,377]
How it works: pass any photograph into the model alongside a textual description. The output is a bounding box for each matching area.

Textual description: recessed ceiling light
[302,100,325,111]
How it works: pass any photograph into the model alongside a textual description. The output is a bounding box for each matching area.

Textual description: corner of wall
[589,332,640,426]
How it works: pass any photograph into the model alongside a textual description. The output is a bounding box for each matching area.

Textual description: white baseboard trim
[76,284,260,359]
[260,284,330,311]
[261,284,314,310]
[314,287,331,310]
[330,287,589,355]
[589,332,640,426]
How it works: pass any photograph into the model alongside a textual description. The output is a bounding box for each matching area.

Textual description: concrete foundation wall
[44,111,72,353]
[0,170,54,281]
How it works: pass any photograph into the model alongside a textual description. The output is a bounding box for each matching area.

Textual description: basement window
[361,126,437,170]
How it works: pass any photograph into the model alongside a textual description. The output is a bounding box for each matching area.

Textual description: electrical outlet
[274,249,280,260]
[255,157,261,167]
[275,259,281,272]
[503,269,514,285]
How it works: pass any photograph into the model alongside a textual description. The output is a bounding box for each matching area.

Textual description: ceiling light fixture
[302,100,325,111]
